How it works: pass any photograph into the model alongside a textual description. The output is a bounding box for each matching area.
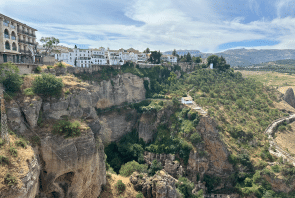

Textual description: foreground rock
[283,88,295,108]
[130,170,180,198]
[38,128,106,198]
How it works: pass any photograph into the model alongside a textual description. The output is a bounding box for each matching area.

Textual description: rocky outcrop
[0,155,40,198]
[144,152,184,178]
[19,96,42,128]
[130,170,180,198]
[138,105,174,144]
[38,127,106,198]
[93,109,138,144]
[263,173,295,193]
[186,117,234,188]
[283,88,295,108]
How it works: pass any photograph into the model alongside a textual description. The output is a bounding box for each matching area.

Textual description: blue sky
[2,0,295,53]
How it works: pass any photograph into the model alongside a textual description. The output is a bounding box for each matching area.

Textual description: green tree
[168,71,177,85]
[32,73,64,97]
[74,45,77,48]
[192,56,202,63]
[207,55,230,71]
[144,48,150,53]
[3,73,23,93]
[40,37,60,55]
[186,52,192,62]
[149,51,162,64]
[172,49,177,56]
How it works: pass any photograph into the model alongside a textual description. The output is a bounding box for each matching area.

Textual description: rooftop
[0,13,37,31]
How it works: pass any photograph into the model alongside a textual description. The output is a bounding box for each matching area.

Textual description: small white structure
[210,63,213,69]
[181,97,193,105]
[161,55,178,64]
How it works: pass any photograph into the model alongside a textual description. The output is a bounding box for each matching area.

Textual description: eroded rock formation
[130,170,180,198]
[283,88,295,108]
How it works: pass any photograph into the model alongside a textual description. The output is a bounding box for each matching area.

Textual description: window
[4,29,9,39]
[5,41,10,50]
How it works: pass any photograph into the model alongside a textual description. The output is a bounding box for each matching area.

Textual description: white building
[161,55,177,64]
[108,50,124,65]
[181,97,193,105]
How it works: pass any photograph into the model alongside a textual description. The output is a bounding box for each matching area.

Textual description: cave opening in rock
[55,172,75,197]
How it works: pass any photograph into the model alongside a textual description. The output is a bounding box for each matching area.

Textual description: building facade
[0,14,37,64]
[161,55,178,64]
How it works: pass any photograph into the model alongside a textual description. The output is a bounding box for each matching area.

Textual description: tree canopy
[207,55,230,71]
[143,48,150,53]
[149,51,162,64]
[40,37,60,55]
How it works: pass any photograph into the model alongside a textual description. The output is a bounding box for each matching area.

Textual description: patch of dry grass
[275,122,295,156]
[0,134,35,191]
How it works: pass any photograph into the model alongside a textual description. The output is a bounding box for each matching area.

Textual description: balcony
[4,34,10,39]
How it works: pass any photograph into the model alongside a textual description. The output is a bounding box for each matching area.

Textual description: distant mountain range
[164,49,295,67]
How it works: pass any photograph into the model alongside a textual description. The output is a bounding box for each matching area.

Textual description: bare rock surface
[283,88,295,108]
[130,170,180,198]
[38,128,106,198]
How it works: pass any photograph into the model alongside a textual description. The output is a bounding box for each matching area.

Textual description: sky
[2,0,295,53]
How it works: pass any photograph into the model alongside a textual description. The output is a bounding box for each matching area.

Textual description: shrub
[9,147,18,157]
[15,139,27,148]
[32,73,64,97]
[0,155,10,165]
[119,160,148,177]
[57,62,66,68]
[190,132,202,144]
[203,174,221,193]
[0,138,4,148]
[271,165,280,173]
[4,173,17,186]
[24,88,35,96]
[176,177,196,198]
[148,159,162,176]
[115,180,126,194]
[34,66,42,73]
[52,120,81,138]
[3,72,23,93]
[47,65,54,69]
[136,192,144,198]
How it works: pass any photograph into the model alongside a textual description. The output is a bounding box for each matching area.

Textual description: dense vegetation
[32,73,64,97]
[52,120,81,138]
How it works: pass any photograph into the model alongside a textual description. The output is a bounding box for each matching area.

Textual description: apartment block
[0,13,37,64]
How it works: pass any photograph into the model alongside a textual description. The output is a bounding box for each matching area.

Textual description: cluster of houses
[54,47,178,68]
[0,13,178,68]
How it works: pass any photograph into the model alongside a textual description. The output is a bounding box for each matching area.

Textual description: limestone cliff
[38,127,106,198]
[283,88,295,108]
[187,117,234,188]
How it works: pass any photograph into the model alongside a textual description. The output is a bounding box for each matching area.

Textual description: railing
[4,34,9,39]
[5,47,10,50]
[12,47,17,51]
[11,36,16,40]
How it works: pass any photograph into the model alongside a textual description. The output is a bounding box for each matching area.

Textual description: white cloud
[3,0,295,53]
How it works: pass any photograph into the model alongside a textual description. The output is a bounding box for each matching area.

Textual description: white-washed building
[161,55,177,64]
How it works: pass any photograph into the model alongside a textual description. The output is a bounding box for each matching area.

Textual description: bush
[9,147,18,157]
[32,73,64,97]
[24,88,35,96]
[190,132,202,144]
[57,62,66,68]
[3,72,23,93]
[136,192,144,198]
[15,139,27,148]
[176,177,196,198]
[0,138,4,148]
[119,160,148,177]
[115,180,126,194]
[34,66,42,73]
[52,120,81,138]
[148,159,162,176]
[4,173,17,186]
[0,155,10,165]
[203,174,221,193]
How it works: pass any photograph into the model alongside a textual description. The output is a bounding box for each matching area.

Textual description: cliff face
[187,117,234,188]
[4,73,145,198]
[283,88,295,108]
[38,128,106,198]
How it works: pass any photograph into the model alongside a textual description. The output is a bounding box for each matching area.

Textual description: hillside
[165,49,295,67]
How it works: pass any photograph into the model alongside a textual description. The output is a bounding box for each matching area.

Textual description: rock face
[130,170,180,198]
[138,105,174,144]
[144,152,184,178]
[0,156,40,198]
[283,88,295,108]
[38,128,106,198]
[187,117,234,189]
[94,109,138,144]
